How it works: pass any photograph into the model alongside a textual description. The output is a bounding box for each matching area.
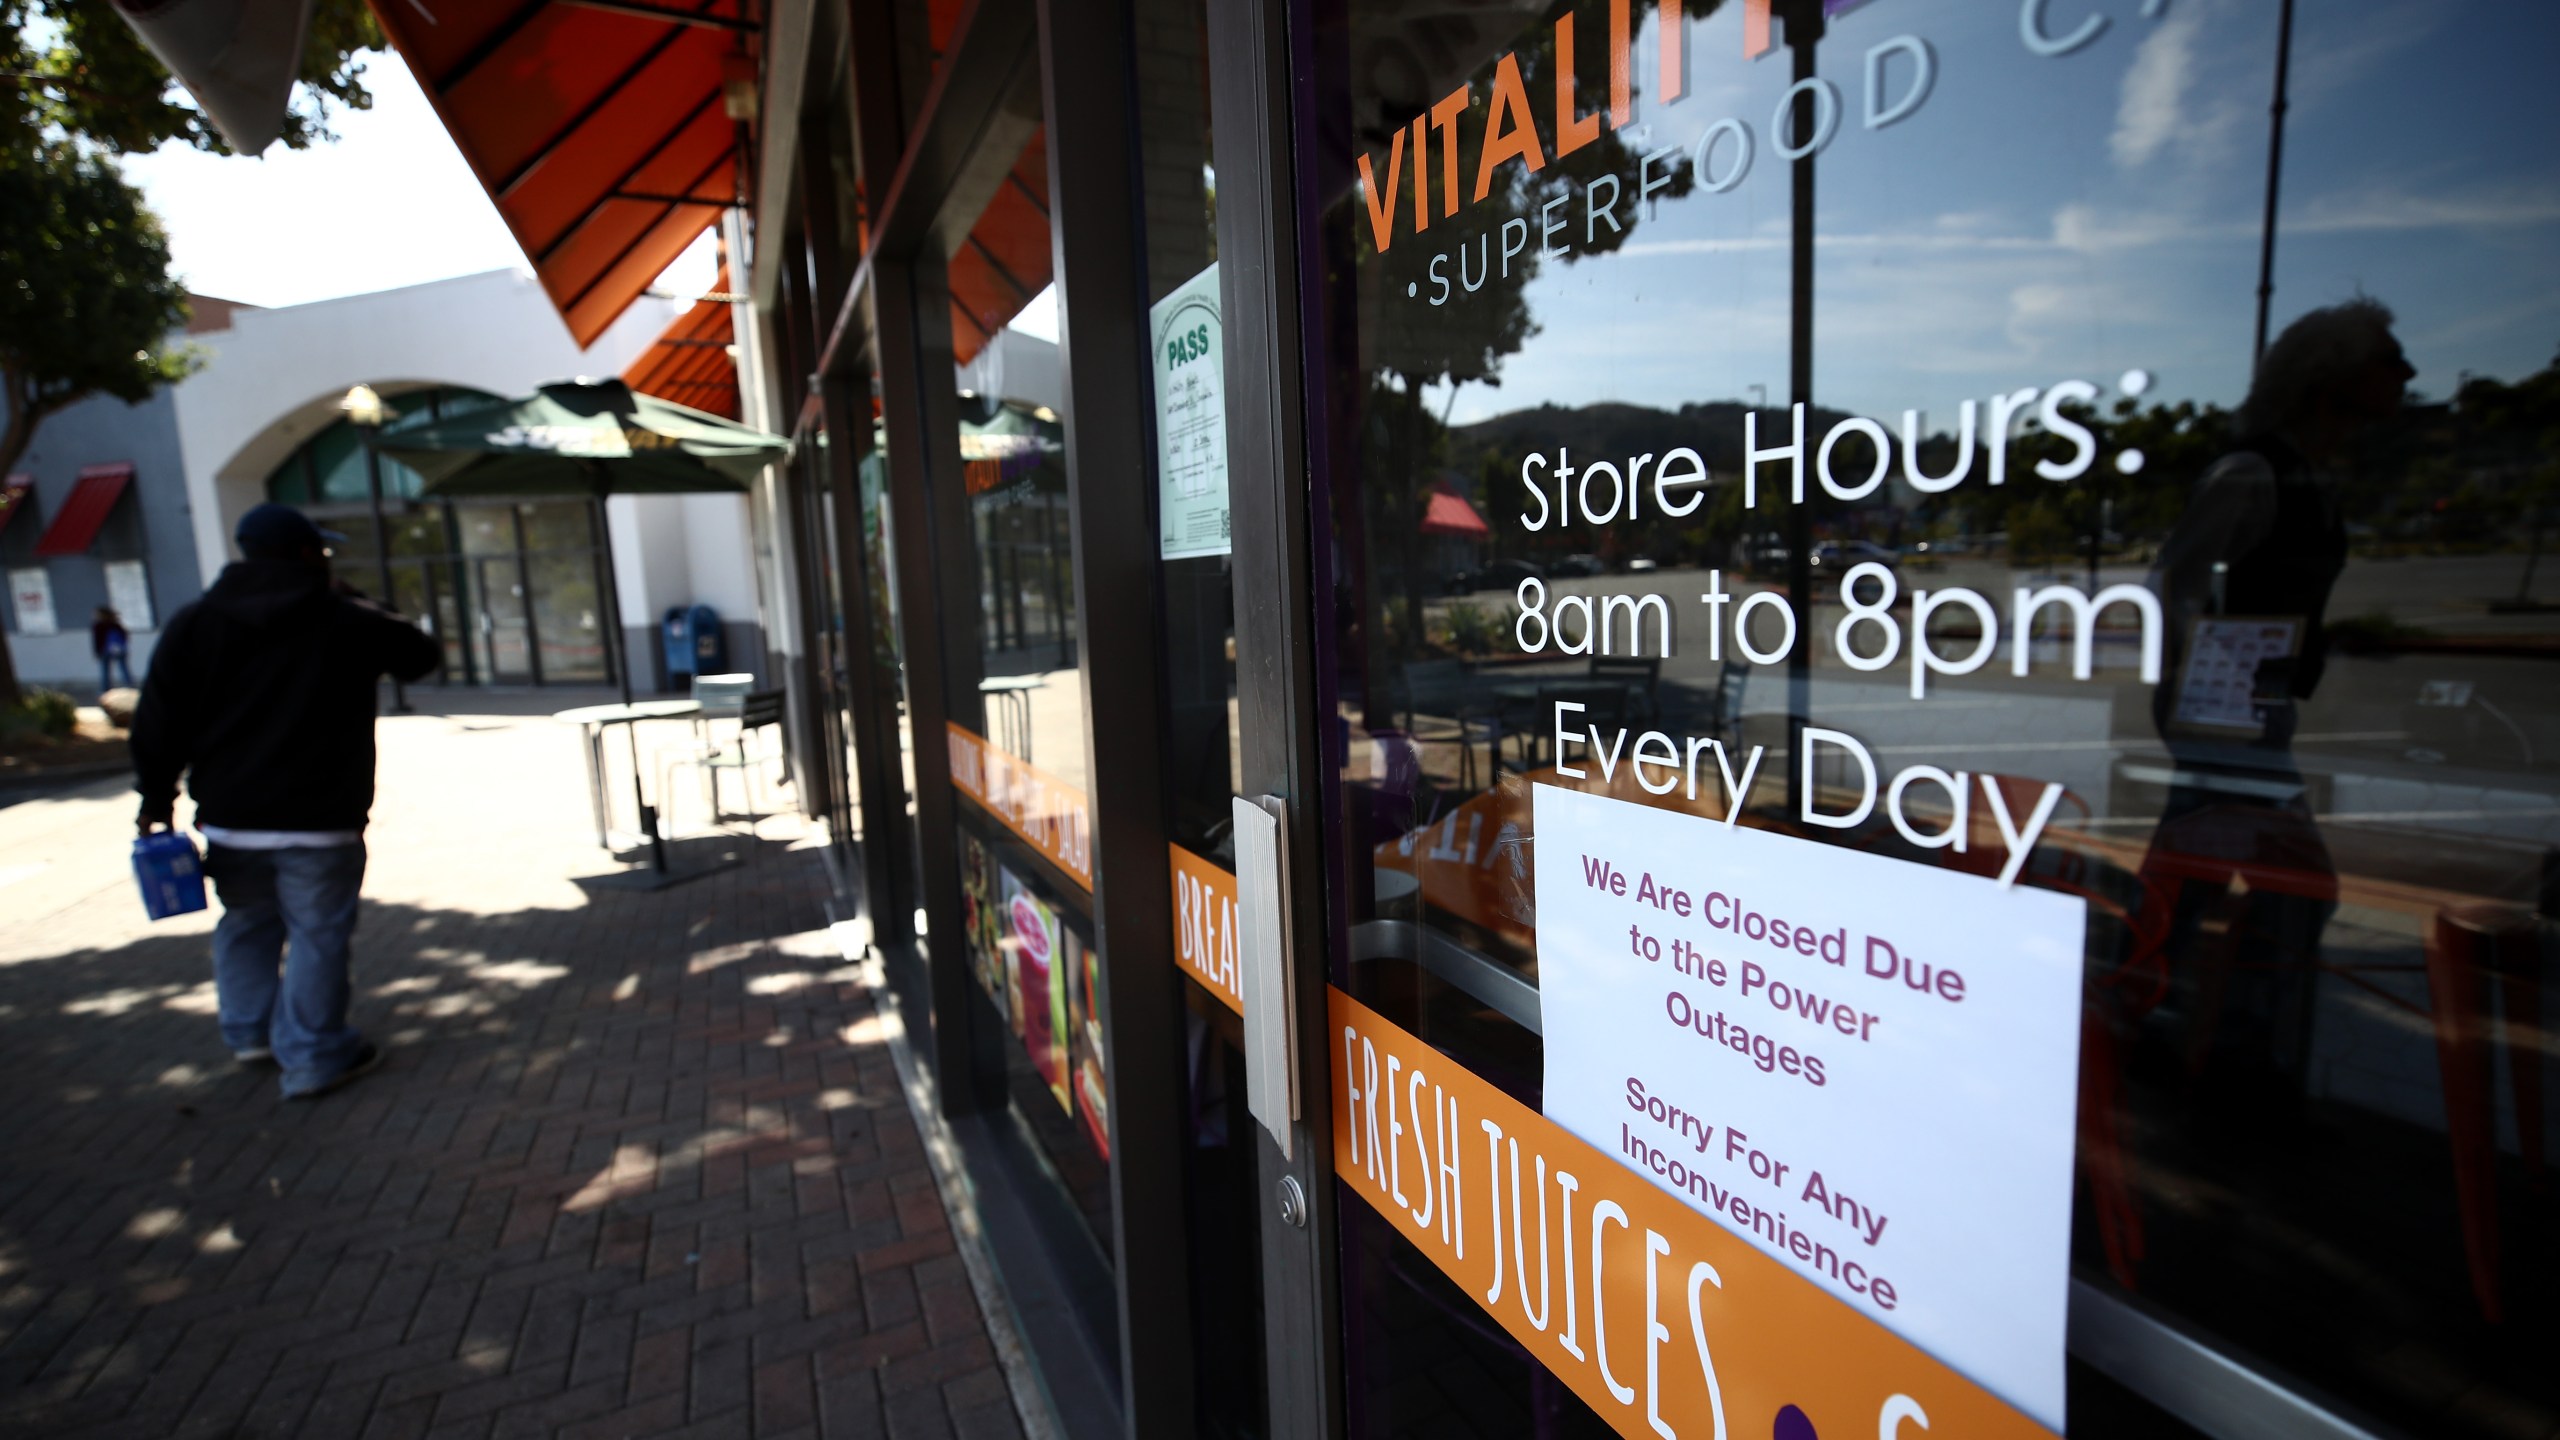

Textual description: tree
[0,139,199,705]
[6,0,382,156]
[1353,1,1704,696]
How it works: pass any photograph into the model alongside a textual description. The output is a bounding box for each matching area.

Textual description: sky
[1402,0,2560,428]
[121,48,717,310]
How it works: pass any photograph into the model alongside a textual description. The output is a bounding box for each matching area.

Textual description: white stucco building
[160,269,770,690]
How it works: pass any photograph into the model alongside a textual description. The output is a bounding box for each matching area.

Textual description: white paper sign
[104,559,155,631]
[8,567,57,637]
[2172,618,2297,731]
[1150,264,1230,559]
[1534,783,2084,1430]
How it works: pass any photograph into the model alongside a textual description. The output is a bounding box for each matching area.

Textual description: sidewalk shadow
[0,770,131,816]
[0,835,885,1434]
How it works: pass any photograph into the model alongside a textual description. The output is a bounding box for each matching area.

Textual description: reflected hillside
[1408,347,2560,644]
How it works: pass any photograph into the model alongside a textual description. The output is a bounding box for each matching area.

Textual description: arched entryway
[261,385,617,686]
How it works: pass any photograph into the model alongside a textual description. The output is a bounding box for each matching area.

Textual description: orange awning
[370,0,749,346]
[34,465,133,557]
[1420,486,1489,537]
[946,129,1050,367]
[623,264,740,418]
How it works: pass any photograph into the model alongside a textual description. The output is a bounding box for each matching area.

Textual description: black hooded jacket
[132,560,441,831]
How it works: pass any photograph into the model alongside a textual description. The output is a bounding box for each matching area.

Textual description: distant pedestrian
[131,504,440,1099]
[91,606,134,691]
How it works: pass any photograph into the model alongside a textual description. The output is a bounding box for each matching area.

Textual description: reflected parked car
[1809,540,1900,571]
[1453,557,1546,594]
[1742,538,1789,573]
[1550,553,1605,578]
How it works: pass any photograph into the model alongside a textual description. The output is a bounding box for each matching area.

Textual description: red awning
[0,478,30,537]
[34,465,133,557]
[1420,487,1489,537]
[370,0,750,347]
[946,130,1052,367]
[623,264,739,418]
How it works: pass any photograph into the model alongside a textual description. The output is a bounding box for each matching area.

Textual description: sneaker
[232,1046,275,1066]
[285,1043,385,1101]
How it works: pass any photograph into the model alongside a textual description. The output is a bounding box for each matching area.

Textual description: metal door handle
[1233,793,1299,1160]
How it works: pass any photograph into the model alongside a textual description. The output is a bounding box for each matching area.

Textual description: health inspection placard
[1534,783,2085,1429]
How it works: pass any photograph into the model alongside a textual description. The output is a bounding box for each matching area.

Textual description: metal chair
[1708,658,1749,748]
[668,688,788,839]
[1587,654,1660,723]
[655,673,754,820]
[692,671,754,725]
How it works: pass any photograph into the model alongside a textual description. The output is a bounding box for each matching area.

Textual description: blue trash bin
[686,604,728,677]
[662,607,695,686]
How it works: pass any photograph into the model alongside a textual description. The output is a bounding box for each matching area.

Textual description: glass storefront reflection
[928,115,1120,1319]
[963,401,1082,780]
[1315,0,2560,1432]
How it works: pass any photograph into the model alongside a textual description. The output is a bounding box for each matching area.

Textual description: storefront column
[1034,0,1195,1429]
[818,367,914,954]
[774,231,842,829]
[1205,0,1347,1431]
[849,0,985,1112]
[787,142,856,857]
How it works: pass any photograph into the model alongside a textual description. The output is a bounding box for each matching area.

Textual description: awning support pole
[593,489,668,874]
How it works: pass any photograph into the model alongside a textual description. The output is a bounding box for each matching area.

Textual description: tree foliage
[0,0,381,706]
[1359,0,1701,390]
[5,0,382,156]
[0,138,198,469]
[0,138,201,704]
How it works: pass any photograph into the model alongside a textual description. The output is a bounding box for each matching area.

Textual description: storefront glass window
[521,504,611,684]
[1131,0,1266,1428]
[857,431,921,891]
[934,117,1118,1285]
[1312,0,2559,1434]
[267,487,607,689]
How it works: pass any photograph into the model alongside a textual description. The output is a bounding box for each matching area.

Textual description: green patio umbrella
[379,379,789,874]
[379,378,789,707]
[380,378,786,498]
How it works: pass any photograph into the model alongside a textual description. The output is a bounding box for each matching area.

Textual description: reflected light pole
[1779,0,1823,820]
[340,384,410,714]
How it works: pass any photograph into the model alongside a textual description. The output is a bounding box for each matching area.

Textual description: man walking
[132,503,441,1099]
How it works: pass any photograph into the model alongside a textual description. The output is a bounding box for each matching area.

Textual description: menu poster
[1533,784,2085,1430]
[1150,263,1230,560]
[2171,618,2300,735]
[1072,935,1109,1158]
[960,833,1007,1006]
[1003,870,1073,1115]
[956,830,1110,1159]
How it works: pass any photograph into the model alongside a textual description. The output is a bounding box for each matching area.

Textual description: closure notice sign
[1533,783,2084,1427]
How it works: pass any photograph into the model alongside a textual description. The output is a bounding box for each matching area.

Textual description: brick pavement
[0,696,1033,1439]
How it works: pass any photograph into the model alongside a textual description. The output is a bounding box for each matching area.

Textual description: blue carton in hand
[133,830,207,920]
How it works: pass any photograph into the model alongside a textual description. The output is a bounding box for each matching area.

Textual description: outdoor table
[979,675,1043,762]
[555,700,701,851]
[1484,676,1638,772]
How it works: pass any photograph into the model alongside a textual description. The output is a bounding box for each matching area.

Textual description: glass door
[519,501,611,685]
[1248,1,2560,1438]
[473,556,533,683]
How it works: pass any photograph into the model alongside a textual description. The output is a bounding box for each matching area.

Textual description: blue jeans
[99,653,133,690]
[205,842,369,1094]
